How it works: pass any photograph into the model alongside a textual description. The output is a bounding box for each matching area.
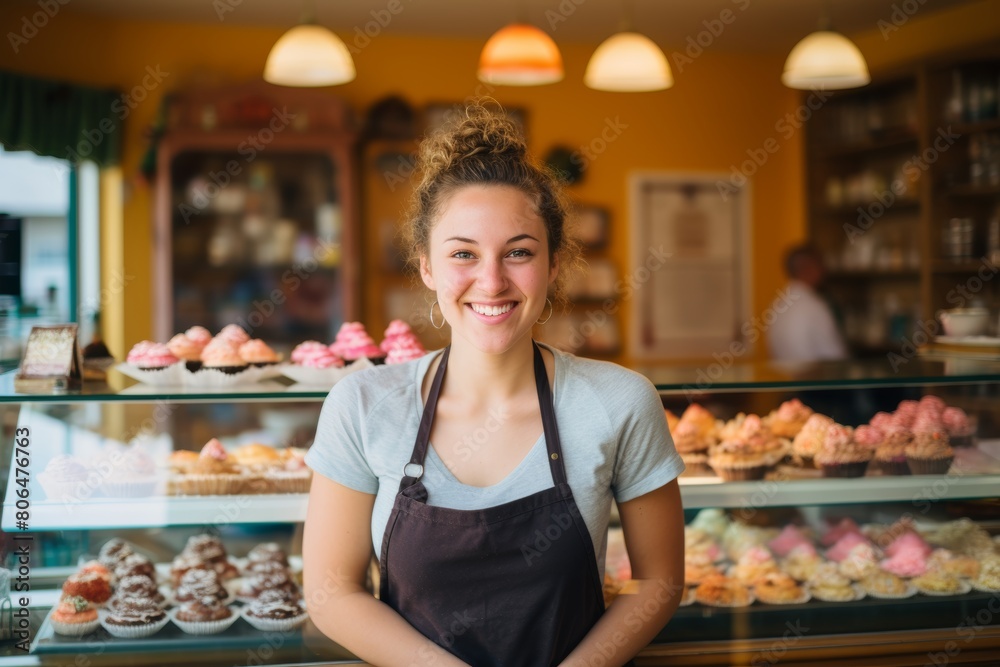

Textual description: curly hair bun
[419,103,527,182]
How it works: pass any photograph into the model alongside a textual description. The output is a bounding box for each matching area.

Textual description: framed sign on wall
[628,173,752,360]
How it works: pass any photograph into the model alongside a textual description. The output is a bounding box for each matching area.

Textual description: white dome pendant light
[264,3,356,87]
[782,11,869,91]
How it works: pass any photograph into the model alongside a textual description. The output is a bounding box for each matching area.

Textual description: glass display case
[2,356,1000,666]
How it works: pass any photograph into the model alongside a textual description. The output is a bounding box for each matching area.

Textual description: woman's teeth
[470,303,514,316]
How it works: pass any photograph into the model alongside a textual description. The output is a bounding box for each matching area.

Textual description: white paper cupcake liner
[971,581,1000,593]
[807,585,856,602]
[282,357,373,387]
[755,590,811,605]
[915,580,973,596]
[49,608,101,637]
[116,362,286,387]
[99,477,159,498]
[98,609,170,638]
[115,362,186,386]
[863,583,918,599]
[37,473,101,503]
[240,606,309,631]
[168,606,240,635]
[678,587,696,607]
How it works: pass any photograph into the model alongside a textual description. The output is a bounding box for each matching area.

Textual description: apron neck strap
[533,341,567,486]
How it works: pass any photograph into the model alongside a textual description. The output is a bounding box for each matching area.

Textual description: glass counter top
[2,355,1000,403]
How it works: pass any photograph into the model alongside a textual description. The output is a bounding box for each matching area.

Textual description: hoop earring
[429,301,446,329]
[536,298,553,325]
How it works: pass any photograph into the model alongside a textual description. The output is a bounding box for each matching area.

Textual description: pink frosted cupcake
[291,341,344,369]
[905,431,954,475]
[767,525,811,558]
[792,414,833,467]
[893,400,919,428]
[942,407,976,447]
[765,399,813,439]
[330,322,385,364]
[826,531,870,562]
[381,320,427,365]
[217,325,250,347]
[814,424,871,478]
[201,339,247,375]
[238,339,280,367]
[874,427,912,476]
[126,341,180,371]
[185,326,212,346]
[168,334,205,372]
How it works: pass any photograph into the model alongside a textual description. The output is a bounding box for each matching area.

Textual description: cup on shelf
[938,308,990,337]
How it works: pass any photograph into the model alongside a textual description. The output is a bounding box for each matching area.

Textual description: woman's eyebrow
[444,234,540,244]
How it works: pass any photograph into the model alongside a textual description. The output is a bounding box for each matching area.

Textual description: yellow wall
[0,1,997,362]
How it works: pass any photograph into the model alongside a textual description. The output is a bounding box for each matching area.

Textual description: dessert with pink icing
[910,412,944,434]
[765,399,813,438]
[852,425,883,450]
[239,339,280,366]
[185,326,212,344]
[792,413,833,465]
[168,334,204,362]
[382,320,427,365]
[782,544,821,582]
[838,543,880,580]
[330,322,384,363]
[730,545,779,585]
[880,548,928,578]
[918,395,947,417]
[826,532,870,562]
[127,341,180,370]
[874,429,913,476]
[884,531,932,559]
[814,423,871,478]
[768,525,812,558]
[201,338,247,374]
[808,563,858,601]
[820,518,861,547]
[941,406,975,447]
[893,400,919,427]
[905,431,954,475]
[217,324,250,347]
[290,341,344,369]
[869,412,895,431]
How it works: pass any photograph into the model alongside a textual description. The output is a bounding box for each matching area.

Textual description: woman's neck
[443,335,538,404]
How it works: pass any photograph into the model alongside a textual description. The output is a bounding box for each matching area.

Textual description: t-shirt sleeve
[610,374,685,503]
[304,376,379,494]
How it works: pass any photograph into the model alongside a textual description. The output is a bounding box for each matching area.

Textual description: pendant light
[782,17,869,90]
[478,23,564,86]
[585,32,672,92]
[264,11,356,88]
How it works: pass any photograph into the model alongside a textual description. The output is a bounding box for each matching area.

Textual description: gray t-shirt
[305,342,684,579]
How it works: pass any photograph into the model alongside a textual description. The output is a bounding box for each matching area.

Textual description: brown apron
[378,341,608,666]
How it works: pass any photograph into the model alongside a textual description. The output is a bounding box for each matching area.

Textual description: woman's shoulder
[546,344,658,403]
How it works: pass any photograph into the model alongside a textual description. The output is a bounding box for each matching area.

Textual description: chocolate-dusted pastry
[238,569,298,600]
[111,575,164,606]
[182,534,227,564]
[98,539,134,569]
[114,554,155,581]
[247,543,289,568]
[104,596,166,626]
[244,560,288,577]
[175,568,227,603]
[244,595,304,620]
[175,595,232,623]
[170,553,211,587]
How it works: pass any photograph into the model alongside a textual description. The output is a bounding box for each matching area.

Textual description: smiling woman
[303,103,685,667]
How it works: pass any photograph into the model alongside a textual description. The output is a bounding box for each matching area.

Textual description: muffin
[905,431,954,475]
[100,596,169,638]
[838,544,881,581]
[708,439,771,480]
[167,333,205,372]
[232,443,281,471]
[912,571,971,596]
[101,447,159,498]
[200,338,248,375]
[247,543,290,569]
[126,341,179,371]
[765,399,814,439]
[330,322,385,364]
[242,592,308,631]
[754,572,809,605]
[110,575,165,608]
[62,572,112,605]
[874,428,912,476]
[171,595,238,635]
[50,596,100,636]
[781,544,822,582]
[672,421,711,473]
[98,539,135,570]
[238,339,281,367]
[808,563,859,602]
[175,569,229,605]
[942,407,976,447]
[169,450,200,475]
[114,554,156,582]
[678,404,717,442]
[791,414,833,466]
[694,574,753,608]
[729,546,779,585]
[291,341,344,369]
[814,424,871,478]
[684,553,721,586]
[863,571,916,599]
[181,534,238,581]
[237,569,299,602]
[177,439,245,496]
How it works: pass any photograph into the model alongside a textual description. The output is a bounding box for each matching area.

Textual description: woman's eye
[452,250,474,260]
[508,249,532,258]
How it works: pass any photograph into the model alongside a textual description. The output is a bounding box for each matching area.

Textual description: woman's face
[420,184,558,355]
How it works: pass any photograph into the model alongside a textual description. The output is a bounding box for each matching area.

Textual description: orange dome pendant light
[478,5,563,87]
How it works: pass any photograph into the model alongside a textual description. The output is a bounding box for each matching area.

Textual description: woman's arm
[559,480,685,667]
[303,473,468,667]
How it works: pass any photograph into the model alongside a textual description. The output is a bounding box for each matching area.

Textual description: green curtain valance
[0,70,122,167]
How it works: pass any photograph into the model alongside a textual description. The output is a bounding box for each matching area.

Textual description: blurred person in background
[768,245,848,363]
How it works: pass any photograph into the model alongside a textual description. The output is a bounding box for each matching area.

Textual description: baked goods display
[603,510,999,612]
[168,439,311,496]
[47,537,307,639]
[667,394,978,481]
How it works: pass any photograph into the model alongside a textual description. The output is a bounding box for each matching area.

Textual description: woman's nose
[476,257,508,294]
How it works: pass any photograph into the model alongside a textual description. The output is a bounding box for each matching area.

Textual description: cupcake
[237,568,299,602]
[905,431,954,475]
[37,455,93,502]
[231,443,281,471]
[101,447,159,498]
[171,596,238,635]
[768,525,812,559]
[884,531,932,559]
[167,333,205,372]
[50,596,99,636]
[689,508,730,539]
[684,528,723,562]
[169,450,200,475]
[869,412,895,431]
[893,400,919,428]
[874,428,912,476]
[678,404,717,442]
[183,534,228,564]
[754,572,809,605]
[217,324,250,347]
[693,574,753,608]
[114,554,156,582]
[838,544,881,581]
[169,554,210,588]
[808,564,859,602]
[242,591,308,631]
[729,545,779,585]
[200,338,248,375]
[918,395,947,418]
[913,571,971,596]
[765,399,814,439]
[62,571,112,605]
[942,407,976,447]
[100,596,169,638]
[331,322,384,364]
[175,568,229,605]
[707,439,771,481]
[185,326,212,346]
[291,341,344,368]
[814,424,871,478]
[110,575,165,608]
[863,571,916,599]
[78,561,111,583]
[791,414,833,466]
[928,550,980,580]
[177,439,245,496]
[247,543,290,569]
[381,320,427,365]
[972,559,1000,593]
[126,341,180,371]
[825,532,870,563]
[98,539,135,570]
[880,548,928,578]
[820,518,862,547]
[684,553,721,585]
[781,544,822,582]
[238,339,281,367]
[672,421,711,473]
